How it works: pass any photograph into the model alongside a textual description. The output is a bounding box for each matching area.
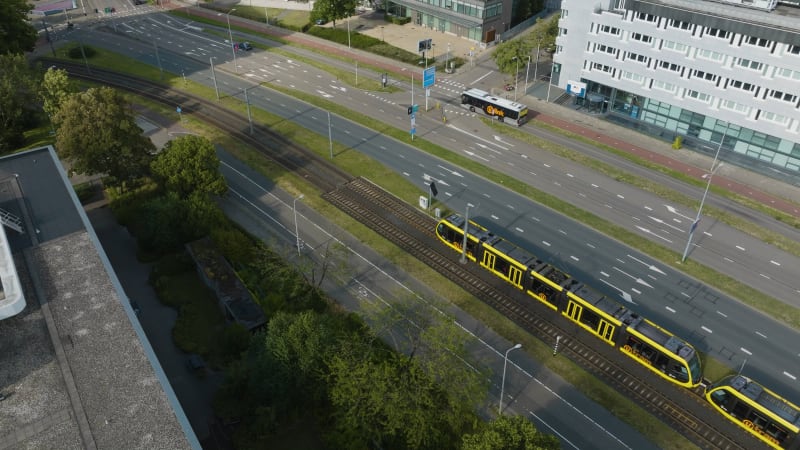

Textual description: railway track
[39,58,353,193]
[325,178,760,450]
[47,60,762,449]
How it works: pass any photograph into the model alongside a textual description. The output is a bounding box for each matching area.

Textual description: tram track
[47,60,762,449]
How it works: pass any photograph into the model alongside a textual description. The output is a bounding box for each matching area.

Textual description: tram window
[732,402,749,419]
[580,309,600,329]
[466,240,477,258]
[670,362,688,382]
[710,389,729,405]
[494,256,510,276]
[766,423,787,442]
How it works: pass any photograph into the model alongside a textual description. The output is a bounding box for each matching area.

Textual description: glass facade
[584,79,800,174]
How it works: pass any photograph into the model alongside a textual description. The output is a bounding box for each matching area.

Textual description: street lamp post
[210,57,219,100]
[226,8,238,73]
[347,15,351,49]
[681,130,727,262]
[460,203,474,264]
[546,61,555,102]
[380,26,384,42]
[533,36,542,84]
[293,194,305,256]
[446,42,451,73]
[512,56,519,101]
[499,343,522,415]
[243,86,254,135]
[524,55,531,94]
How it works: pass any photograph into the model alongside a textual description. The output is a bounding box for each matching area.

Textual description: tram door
[565,301,582,322]
[482,252,496,271]
[509,267,522,287]
[598,321,615,343]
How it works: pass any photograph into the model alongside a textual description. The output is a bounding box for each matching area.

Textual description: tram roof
[730,376,800,426]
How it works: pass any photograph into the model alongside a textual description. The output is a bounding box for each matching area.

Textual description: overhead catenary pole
[546,61,555,102]
[293,194,305,256]
[244,87,253,135]
[524,55,531,94]
[512,56,519,101]
[210,57,219,100]
[328,111,333,159]
[681,129,727,262]
[226,8,238,73]
[460,203,473,264]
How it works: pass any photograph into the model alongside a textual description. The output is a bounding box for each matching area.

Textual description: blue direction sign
[423,66,436,88]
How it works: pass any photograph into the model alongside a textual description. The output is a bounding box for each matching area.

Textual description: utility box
[419,196,428,210]
[434,208,441,218]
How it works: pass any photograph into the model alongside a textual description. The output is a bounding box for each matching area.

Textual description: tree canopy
[0,54,41,152]
[151,135,227,197]
[311,0,357,26]
[0,0,38,55]
[54,86,155,187]
[461,414,561,450]
[40,67,76,121]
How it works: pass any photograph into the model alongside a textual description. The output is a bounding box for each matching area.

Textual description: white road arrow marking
[437,165,464,177]
[612,267,654,289]
[599,279,636,304]
[627,255,666,275]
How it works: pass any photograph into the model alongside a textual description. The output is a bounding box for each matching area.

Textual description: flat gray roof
[0,147,197,449]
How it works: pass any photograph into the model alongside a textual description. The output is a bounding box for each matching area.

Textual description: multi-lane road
[59,5,800,408]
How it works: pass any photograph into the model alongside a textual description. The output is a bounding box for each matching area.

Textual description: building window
[776,67,800,81]
[659,60,681,72]
[686,90,712,103]
[721,99,750,114]
[705,28,730,39]
[729,80,755,92]
[669,19,692,30]
[662,40,688,53]
[745,36,771,48]
[697,49,725,62]
[627,52,648,63]
[631,32,653,43]
[559,28,568,36]
[596,44,616,55]
[761,111,789,125]
[622,71,644,82]
[790,45,800,55]
[600,25,621,36]
[769,90,798,103]
[561,9,568,17]
[693,70,717,82]
[592,62,612,73]
[652,79,676,93]
[636,12,657,22]
[737,58,763,71]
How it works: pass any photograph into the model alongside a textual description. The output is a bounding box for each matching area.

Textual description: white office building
[553,0,800,176]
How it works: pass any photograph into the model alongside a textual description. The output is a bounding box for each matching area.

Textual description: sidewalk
[182,1,800,218]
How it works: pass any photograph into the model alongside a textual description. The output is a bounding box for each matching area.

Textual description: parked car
[237,42,253,51]
[315,18,328,25]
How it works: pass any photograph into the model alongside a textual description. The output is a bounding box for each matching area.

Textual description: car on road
[237,42,253,51]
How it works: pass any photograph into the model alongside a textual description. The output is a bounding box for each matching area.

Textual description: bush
[67,45,96,59]
[386,15,411,25]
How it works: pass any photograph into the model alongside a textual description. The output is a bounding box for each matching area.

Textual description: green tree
[493,39,534,75]
[0,0,38,55]
[461,414,561,450]
[54,87,155,187]
[40,67,76,121]
[151,135,227,197]
[0,54,41,152]
[311,0,357,27]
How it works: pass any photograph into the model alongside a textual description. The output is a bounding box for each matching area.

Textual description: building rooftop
[0,146,198,449]
[636,0,800,33]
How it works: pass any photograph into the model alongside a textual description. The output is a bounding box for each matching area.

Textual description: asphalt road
[218,148,660,450]
[61,8,800,403]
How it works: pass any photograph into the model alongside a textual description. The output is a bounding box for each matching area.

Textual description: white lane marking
[470,71,493,84]
[665,306,676,313]
[528,411,582,450]
[598,279,635,304]
[701,326,713,334]
[717,310,728,318]
[785,372,797,381]
[491,214,499,220]
[515,227,524,233]
[617,194,624,199]
[558,229,567,235]
[570,255,579,262]
[740,347,752,356]
[587,243,596,249]
[735,245,746,251]
[600,271,610,277]
[542,241,551,247]
[681,292,691,298]
[703,231,712,237]
[644,206,653,211]
[755,331,767,339]
[760,273,771,280]
[543,163,551,168]
[567,173,574,178]
[632,288,641,295]
[770,260,781,266]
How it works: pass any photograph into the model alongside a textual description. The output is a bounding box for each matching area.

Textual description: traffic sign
[423,66,436,88]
